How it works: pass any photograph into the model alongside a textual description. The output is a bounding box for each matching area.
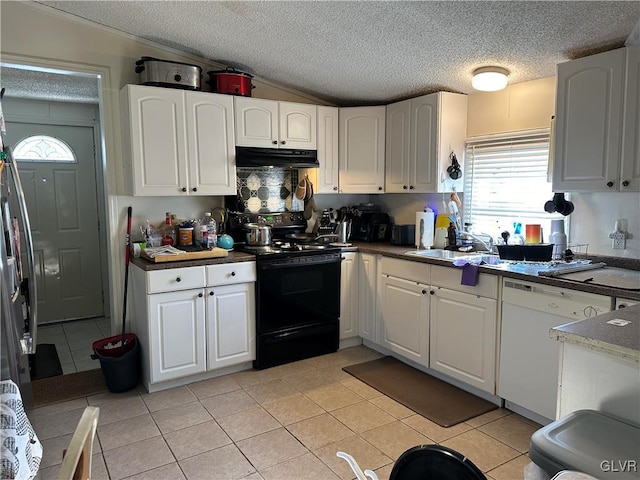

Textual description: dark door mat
[343,356,498,427]
[29,343,63,380]
[32,368,107,407]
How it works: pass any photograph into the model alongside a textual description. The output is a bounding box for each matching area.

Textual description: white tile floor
[29,346,543,480]
[36,318,112,374]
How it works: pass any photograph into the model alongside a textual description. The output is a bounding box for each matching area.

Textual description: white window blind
[463,130,557,239]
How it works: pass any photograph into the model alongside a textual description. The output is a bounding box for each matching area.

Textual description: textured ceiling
[1,67,100,104]
[8,1,640,105]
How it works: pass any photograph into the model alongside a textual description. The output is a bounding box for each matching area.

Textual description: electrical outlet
[609,231,626,249]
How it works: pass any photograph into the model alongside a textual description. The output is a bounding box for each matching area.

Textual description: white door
[553,48,626,191]
[123,85,187,196]
[385,100,411,193]
[379,275,429,365]
[185,91,236,195]
[339,252,358,339]
[206,283,255,370]
[358,253,377,342]
[149,288,206,382]
[234,97,278,147]
[339,106,386,193]
[429,288,497,393]
[316,106,339,193]
[278,102,317,149]
[6,123,104,323]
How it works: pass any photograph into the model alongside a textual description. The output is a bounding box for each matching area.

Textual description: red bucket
[93,333,137,357]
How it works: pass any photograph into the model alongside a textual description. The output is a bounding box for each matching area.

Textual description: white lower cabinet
[149,288,206,382]
[340,252,359,339]
[429,287,497,393]
[358,253,378,342]
[131,262,256,389]
[378,258,430,366]
[206,282,255,369]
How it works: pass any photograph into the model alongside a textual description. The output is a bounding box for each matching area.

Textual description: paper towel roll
[415,209,434,249]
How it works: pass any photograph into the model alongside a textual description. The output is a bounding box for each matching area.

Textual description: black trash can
[92,334,141,393]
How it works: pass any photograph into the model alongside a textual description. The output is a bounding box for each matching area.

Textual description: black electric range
[227,212,342,369]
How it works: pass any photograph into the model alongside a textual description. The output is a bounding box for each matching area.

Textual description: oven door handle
[259,256,341,270]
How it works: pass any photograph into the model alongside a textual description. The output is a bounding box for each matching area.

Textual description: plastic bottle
[201,212,217,248]
[161,212,176,246]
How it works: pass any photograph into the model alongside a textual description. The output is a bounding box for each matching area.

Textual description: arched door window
[13,135,77,163]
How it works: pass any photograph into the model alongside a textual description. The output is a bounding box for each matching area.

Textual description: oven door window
[258,258,340,333]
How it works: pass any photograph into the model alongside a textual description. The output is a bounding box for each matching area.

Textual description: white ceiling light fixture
[472,66,510,91]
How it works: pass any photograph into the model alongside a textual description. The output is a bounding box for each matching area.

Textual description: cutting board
[141,247,229,263]
[556,267,640,291]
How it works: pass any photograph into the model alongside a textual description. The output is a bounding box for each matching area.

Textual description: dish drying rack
[554,243,589,261]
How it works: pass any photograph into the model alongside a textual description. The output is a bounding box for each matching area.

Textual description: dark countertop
[352,242,640,301]
[130,250,255,271]
[130,242,640,301]
[550,304,639,362]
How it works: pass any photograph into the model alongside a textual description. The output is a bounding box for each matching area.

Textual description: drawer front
[207,261,256,286]
[147,266,206,294]
[431,265,498,298]
[381,256,430,284]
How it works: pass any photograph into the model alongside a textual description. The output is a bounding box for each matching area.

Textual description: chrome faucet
[459,231,495,253]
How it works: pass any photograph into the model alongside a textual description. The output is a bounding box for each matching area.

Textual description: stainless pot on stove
[243,223,272,246]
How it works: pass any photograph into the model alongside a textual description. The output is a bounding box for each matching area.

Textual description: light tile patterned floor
[30,346,541,480]
[36,318,112,374]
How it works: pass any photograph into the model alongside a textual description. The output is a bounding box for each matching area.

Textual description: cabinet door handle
[403,185,408,190]
[198,292,203,298]
[430,290,435,295]
[272,140,278,145]
[230,271,236,276]
[181,187,187,192]
[409,185,414,190]
[192,187,197,192]
[209,291,214,296]
[378,186,383,191]
[606,181,614,188]
[280,140,286,145]
[622,180,630,187]
[422,289,427,294]
[176,277,181,282]
[333,187,338,191]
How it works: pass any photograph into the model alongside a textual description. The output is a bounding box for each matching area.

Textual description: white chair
[55,406,100,480]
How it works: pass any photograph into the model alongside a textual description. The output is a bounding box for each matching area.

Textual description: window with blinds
[463,129,558,240]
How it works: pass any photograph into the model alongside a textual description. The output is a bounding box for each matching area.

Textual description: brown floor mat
[343,356,497,427]
[32,368,107,407]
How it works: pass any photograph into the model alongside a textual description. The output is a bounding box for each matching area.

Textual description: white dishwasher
[498,278,613,424]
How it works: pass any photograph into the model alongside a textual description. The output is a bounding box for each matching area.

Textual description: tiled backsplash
[235,168,301,213]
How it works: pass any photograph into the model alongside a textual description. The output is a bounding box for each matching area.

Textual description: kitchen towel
[460,263,480,286]
[415,209,434,249]
[453,258,483,286]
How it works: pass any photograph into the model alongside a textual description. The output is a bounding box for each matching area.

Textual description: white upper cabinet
[385,92,467,193]
[621,47,640,192]
[553,47,640,192]
[121,85,236,196]
[234,97,316,149]
[339,106,386,193]
[316,106,340,193]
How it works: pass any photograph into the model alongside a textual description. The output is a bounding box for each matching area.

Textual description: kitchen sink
[404,249,467,259]
[404,249,507,265]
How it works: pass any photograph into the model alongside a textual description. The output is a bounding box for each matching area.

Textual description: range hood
[235,146,319,168]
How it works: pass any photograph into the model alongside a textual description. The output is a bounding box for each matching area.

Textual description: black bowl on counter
[497,244,554,262]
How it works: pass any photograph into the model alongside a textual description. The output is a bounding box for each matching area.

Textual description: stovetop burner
[240,241,340,256]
